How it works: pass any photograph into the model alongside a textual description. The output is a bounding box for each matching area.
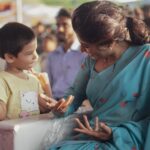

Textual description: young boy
[0,22,56,120]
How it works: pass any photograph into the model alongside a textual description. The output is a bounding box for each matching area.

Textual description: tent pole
[16,0,23,23]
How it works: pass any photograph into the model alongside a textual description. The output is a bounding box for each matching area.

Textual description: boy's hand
[74,115,112,141]
[39,94,57,113]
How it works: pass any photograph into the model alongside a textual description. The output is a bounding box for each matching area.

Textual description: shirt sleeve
[0,78,10,103]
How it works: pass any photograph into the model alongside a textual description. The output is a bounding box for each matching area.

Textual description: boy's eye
[26,51,33,55]
[26,53,32,55]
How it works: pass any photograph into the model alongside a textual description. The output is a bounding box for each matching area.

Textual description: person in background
[142,5,150,29]
[46,1,150,150]
[33,22,46,55]
[0,22,56,121]
[134,7,144,20]
[34,34,57,72]
[45,8,86,100]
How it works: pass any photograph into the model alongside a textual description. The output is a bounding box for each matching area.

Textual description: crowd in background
[32,22,57,72]
[31,3,150,73]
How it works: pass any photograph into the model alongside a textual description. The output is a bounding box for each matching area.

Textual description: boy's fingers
[40,94,57,104]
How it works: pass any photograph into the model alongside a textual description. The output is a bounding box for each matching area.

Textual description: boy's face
[12,39,38,70]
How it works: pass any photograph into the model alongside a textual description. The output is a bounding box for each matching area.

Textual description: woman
[48,1,150,149]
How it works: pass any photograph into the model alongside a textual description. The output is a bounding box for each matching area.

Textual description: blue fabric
[144,122,150,150]
[49,44,150,150]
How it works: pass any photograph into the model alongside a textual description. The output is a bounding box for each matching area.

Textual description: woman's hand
[52,95,74,115]
[74,115,112,141]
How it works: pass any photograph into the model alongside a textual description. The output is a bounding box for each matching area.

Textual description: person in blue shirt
[45,8,86,100]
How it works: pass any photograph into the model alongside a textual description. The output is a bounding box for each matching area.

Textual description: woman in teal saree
[47,1,150,150]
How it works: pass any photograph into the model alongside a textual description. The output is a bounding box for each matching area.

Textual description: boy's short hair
[0,22,36,58]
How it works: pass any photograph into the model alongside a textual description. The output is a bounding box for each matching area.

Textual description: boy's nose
[33,51,39,61]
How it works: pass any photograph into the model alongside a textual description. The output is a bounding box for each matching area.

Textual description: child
[0,22,56,121]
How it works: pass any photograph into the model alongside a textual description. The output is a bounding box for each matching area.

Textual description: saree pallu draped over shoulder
[49,44,150,150]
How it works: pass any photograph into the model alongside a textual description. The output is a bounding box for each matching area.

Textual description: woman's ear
[4,53,16,63]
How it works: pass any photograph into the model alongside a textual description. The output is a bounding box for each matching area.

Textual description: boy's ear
[4,53,16,63]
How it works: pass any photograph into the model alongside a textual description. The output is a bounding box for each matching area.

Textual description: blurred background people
[142,5,150,29]
[134,7,144,20]
[45,8,86,100]
[33,22,46,55]
[35,33,57,72]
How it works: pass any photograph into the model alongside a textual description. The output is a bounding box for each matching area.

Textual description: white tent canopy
[23,5,60,17]
[23,4,60,24]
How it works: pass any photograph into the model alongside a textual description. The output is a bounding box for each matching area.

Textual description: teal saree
[49,44,150,150]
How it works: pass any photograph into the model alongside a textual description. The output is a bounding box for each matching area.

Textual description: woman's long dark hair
[72,1,149,45]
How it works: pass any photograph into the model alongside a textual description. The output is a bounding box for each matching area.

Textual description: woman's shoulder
[144,43,150,49]
[140,43,150,50]
[131,43,150,53]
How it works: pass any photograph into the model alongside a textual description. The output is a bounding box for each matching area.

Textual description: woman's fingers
[54,95,74,112]
[57,95,74,109]
[73,128,88,134]
[74,118,87,129]
[94,117,99,131]
[63,95,74,106]
[54,99,65,110]
[73,115,112,141]
[99,122,112,135]
[83,115,93,130]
